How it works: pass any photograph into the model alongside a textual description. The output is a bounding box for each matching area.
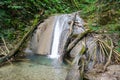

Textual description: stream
[0,54,69,80]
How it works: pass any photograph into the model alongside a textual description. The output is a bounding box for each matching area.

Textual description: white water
[48,17,61,59]
[48,15,69,59]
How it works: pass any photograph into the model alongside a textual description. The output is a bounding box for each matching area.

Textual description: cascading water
[48,17,61,59]
[26,13,84,59]
[48,14,84,59]
[48,16,68,59]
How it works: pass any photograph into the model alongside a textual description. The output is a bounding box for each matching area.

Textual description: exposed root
[65,33,120,80]
[104,36,114,70]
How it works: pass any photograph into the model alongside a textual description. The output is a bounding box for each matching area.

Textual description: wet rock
[58,13,85,56]
[73,14,85,35]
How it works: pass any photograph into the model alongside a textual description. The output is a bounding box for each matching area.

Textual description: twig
[0,47,7,56]
[80,57,85,80]
[104,37,114,70]
[98,39,120,56]
[1,37,10,54]
[65,58,72,65]
[100,41,109,56]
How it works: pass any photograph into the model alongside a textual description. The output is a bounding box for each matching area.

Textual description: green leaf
[8,5,23,9]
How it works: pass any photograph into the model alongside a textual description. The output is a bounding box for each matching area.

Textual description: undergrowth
[0,0,120,52]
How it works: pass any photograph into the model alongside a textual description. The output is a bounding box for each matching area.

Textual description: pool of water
[0,54,69,80]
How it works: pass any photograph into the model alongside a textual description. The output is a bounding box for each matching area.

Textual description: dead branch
[104,36,114,70]
[0,19,44,64]
[1,37,10,53]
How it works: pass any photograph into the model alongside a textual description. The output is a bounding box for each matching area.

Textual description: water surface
[0,54,68,80]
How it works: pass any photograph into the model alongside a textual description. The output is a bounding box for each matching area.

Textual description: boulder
[30,16,55,55]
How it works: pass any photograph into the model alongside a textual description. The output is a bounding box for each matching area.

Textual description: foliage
[70,0,120,52]
[0,0,119,52]
[0,0,75,42]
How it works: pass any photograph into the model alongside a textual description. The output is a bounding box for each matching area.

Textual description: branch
[0,19,44,64]
[66,29,90,53]
[1,37,9,53]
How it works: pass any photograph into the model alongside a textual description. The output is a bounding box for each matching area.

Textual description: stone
[30,16,55,55]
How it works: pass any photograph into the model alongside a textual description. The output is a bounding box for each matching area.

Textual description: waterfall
[28,13,84,59]
[48,15,70,59]
[48,17,61,58]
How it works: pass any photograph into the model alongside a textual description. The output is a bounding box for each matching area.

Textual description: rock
[85,65,120,80]
[107,65,120,71]
[65,66,80,80]
[106,65,120,80]
[58,13,85,56]
[99,73,117,80]
[26,13,85,56]
[69,40,83,58]
[30,16,56,55]
[73,14,85,35]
